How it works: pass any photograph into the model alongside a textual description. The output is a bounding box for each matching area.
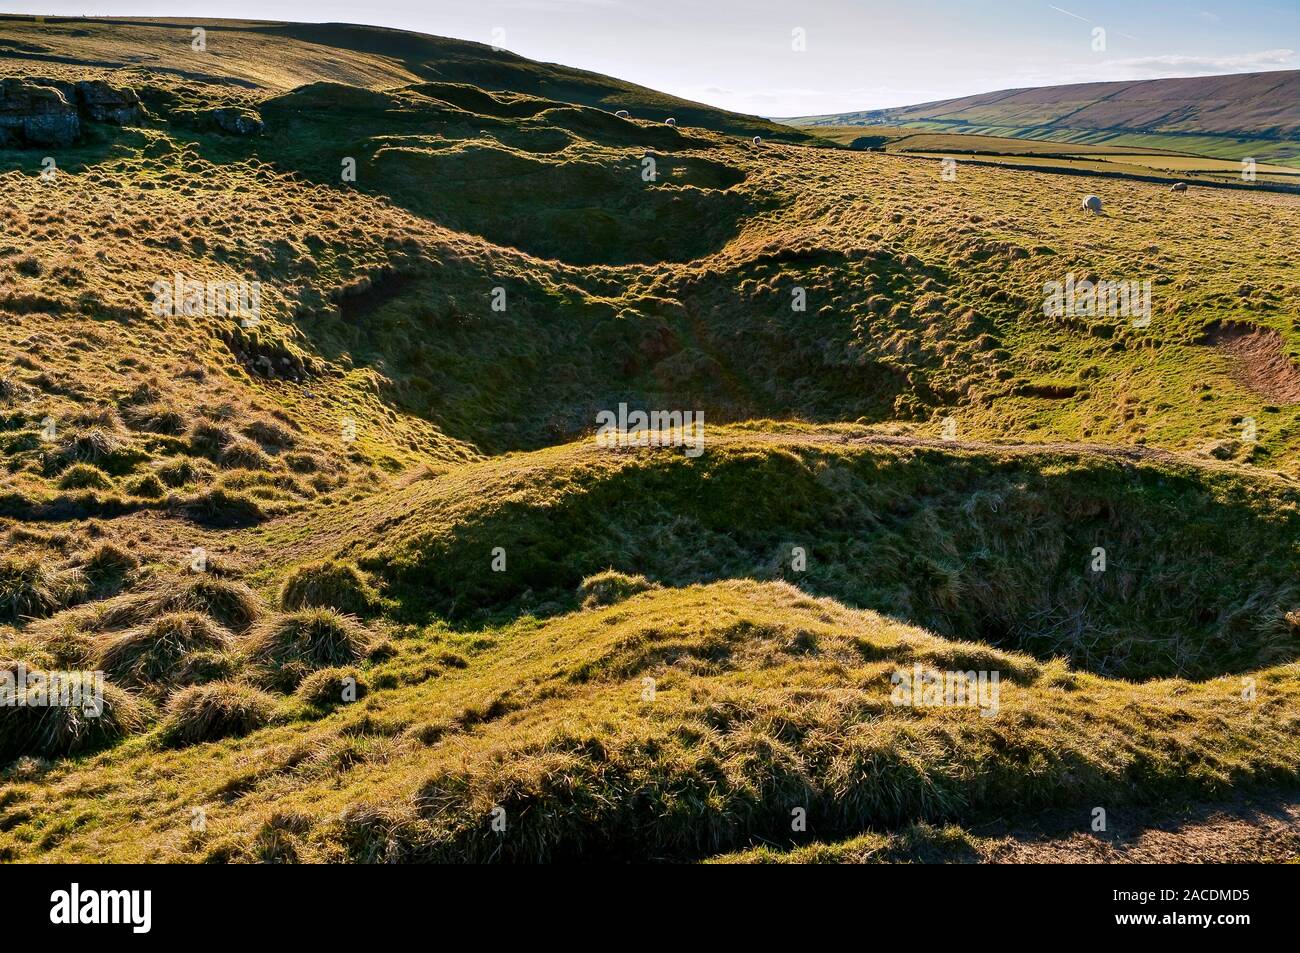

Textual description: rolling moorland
[0,16,1299,863]
[799,127,1300,192]
[789,69,1300,168]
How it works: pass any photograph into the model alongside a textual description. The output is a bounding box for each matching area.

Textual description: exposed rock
[0,79,80,147]
[75,80,143,125]
[209,108,264,136]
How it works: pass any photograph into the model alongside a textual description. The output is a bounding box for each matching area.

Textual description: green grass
[310,432,1300,681]
[2,579,1297,861]
[1,15,1300,863]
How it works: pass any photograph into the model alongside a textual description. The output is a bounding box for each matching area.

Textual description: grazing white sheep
[1082,194,1102,214]
[753,136,762,145]
[615,109,629,119]
[665,117,676,126]
[1171,181,1188,192]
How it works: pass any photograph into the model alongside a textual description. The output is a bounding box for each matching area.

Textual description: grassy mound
[182,488,268,527]
[72,542,140,597]
[126,473,167,498]
[360,435,1300,680]
[294,666,368,709]
[160,682,278,747]
[245,609,372,690]
[279,560,382,616]
[57,463,114,491]
[8,580,1295,861]
[156,458,214,489]
[0,558,88,623]
[74,541,140,578]
[0,669,150,761]
[578,569,660,608]
[333,582,1300,862]
[97,612,235,692]
[2,14,1300,864]
[94,576,264,635]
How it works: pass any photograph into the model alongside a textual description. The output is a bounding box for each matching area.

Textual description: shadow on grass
[361,441,1300,681]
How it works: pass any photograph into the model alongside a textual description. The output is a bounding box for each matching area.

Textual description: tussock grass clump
[218,436,271,470]
[57,463,114,491]
[188,421,233,458]
[68,405,124,431]
[246,609,371,690]
[127,472,167,498]
[122,379,164,406]
[182,487,266,526]
[71,541,139,597]
[57,428,127,468]
[14,255,42,277]
[202,813,310,864]
[0,626,55,671]
[154,576,265,633]
[122,402,190,435]
[294,666,368,709]
[95,575,264,634]
[279,560,382,616]
[156,457,213,488]
[160,681,277,747]
[75,541,140,579]
[283,452,328,473]
[0,557,87,622]
[578,570,659,608]
[98,612,235,691]
[246,822,302,864]
[173,649,240,686]
[28,627,97,670]
[0,668,150,761]
[242,418,297,449]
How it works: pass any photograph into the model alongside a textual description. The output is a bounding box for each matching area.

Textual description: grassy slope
[788,71,1300,135]
[243,432,1300,681]
[2,17,1299,862]
[0,15,818,144]
[5,579,1298,862]
[799,126,1300,192]
[784,70,1300,167]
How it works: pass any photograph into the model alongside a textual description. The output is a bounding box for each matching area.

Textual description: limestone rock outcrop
[0,79,80,147]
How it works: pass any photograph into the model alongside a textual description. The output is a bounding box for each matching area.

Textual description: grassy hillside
[787,69,1300,137]
[250,433,1300,681]
[0,15,819,144]
[1,16,1299,863]
[787,70,1300,169]
[799,127,1300,194]
[5,578,1298,862]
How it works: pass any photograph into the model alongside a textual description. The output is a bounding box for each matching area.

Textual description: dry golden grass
[1,16,1298,863]
[2,580,1296,861]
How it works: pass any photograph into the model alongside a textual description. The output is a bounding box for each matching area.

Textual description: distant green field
[878,122,1300,169]
[863,131,1190,157]
[800,125,1300,189]
[901,148,1298,174]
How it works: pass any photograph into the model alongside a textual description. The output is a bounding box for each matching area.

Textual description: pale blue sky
[7,1,1298,115]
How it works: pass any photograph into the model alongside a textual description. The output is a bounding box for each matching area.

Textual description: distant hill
[785,70,1300,140]
[0,15,819,144]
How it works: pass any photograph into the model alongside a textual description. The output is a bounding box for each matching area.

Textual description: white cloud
[1106,48,1295,75]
